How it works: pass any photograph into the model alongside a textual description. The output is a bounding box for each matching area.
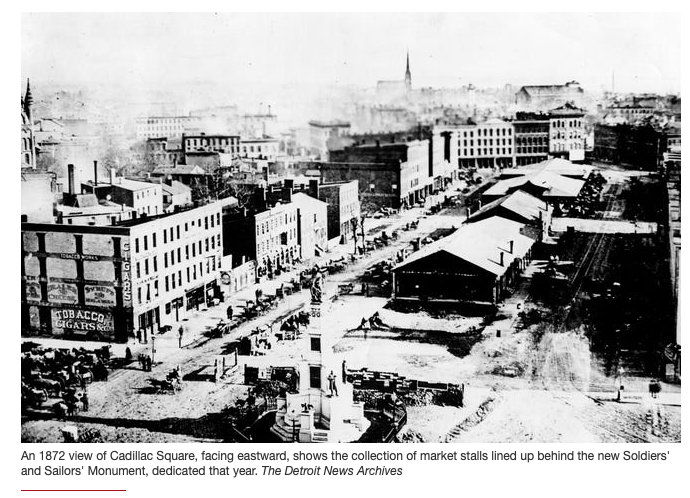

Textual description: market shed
[392,218,535,306]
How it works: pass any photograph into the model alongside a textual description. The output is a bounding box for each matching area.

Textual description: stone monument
[271,269,370,442]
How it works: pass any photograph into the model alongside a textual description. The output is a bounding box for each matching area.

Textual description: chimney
[499,252,504,266]
[67,164,75,195]
[308,179,319,199]
[283,178,294,203]
[93,160,98,185]
[110,168,116,185]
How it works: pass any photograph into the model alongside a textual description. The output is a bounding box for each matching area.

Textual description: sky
[22,12,681,95]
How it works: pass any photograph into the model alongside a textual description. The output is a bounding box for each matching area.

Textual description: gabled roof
[152,164,208,176]
[484,171,584,199]
[395,217,534,276]
[519,84,583,97]
[161,180,191,196]
[291,192,327,209]
[469,190,549,224]
[500,158,593,179]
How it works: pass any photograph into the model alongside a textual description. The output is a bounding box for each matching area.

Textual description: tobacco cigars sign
[121,239,133,307]
[51,308,114,335]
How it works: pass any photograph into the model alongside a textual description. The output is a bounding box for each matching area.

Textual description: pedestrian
[136,329,142,344]
[327,371,338,397]
[125,347,132,363]
[178,325,184,349]
[342,359,347,384]
[81,392,89,412]
[227,305,233,320]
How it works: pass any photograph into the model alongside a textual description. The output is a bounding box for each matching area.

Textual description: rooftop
[469,190,549,224]
[395,217,534,276]
[484,170,585,198]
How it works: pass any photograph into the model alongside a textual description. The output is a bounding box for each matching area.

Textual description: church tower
[21,79,36,169]
[404,50,412,91]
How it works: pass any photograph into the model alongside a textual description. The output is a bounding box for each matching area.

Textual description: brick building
[448,119,515,169]
[22,201,224,342]
[548,103,586,161]
[317,180,360,242]
[513,112,550,166]
[592,124,664,170]
[324,139,431,210]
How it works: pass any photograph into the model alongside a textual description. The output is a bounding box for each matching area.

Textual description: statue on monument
[310,266,324,304]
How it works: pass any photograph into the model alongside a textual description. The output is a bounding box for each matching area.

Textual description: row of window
[552,119,583,128]
[256,211,297,237]
[460,148,514,157]
[461,138,512,147]
[461,128,512,138]
[137,256,219,305]
[135,234,221,279]
[516,147,549,154]
[134,213,221,253]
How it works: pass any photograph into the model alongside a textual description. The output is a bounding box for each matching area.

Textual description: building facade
[21,202,224,342]
[325,140,431,209]
[317,180,361,242]
[592,124,664,170]
[308,120,352,160]
[548,103,586,161]
[513,113,550,166]
[451,119,515,169]
[135,116,200,140]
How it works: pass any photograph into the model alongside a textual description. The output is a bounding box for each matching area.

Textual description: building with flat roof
[308,120,351,160]
[325,139,431,210]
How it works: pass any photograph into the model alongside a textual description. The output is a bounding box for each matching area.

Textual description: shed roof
[395,217,534,276]
[484,171,584,199]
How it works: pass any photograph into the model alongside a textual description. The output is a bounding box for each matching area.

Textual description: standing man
[341,359,347,384]
[327,371,338,397]
[178,325,184,349]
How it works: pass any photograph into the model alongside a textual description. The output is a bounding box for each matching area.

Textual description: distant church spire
[23,79,33,118]
[404,50,411,90]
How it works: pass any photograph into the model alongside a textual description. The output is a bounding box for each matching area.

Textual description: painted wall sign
[84,285,116,306]
[51,308,114,333]
[121,239,132,307]
[25,282,41,303]
[47,282,78,304]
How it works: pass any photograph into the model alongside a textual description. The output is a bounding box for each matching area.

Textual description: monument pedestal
[271,299,370,443]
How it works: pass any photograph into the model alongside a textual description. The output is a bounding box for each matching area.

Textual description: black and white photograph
[20,12,681,444]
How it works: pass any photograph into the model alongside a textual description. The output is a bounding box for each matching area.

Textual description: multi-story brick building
[22,201,224,342]
[222,195,300,279]
[308,120,351,160]
[317,180,361,242]
[548,103,586,161]
[592,123,664,170]
[515,81,584,110]
[324,139,431,210]
[450,119,515,169]
[182,133,240,155]
[513,113,550,166]
[136,116,200,140]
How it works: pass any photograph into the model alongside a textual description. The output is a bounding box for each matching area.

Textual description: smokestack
[309,179,319,199]
[67,164,75,195]
[93,160,98,185]
[110,168,116,185]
